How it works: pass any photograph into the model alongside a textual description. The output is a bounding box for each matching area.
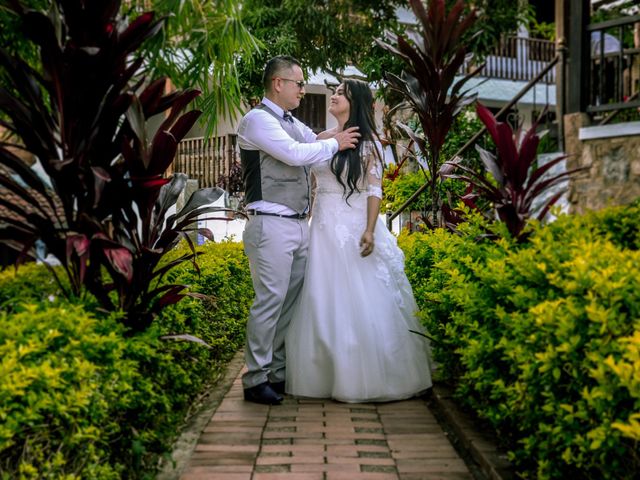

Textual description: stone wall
[564,113,640,214]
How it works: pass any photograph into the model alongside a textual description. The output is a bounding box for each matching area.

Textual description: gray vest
[241,104,310,214]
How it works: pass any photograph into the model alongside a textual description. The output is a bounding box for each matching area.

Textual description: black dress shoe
[270,381,285,395]
[244,382,283,405]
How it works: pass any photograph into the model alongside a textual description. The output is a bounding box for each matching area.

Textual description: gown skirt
[285,160,432,403]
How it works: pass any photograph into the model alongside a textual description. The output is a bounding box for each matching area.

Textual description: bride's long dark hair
[330,79,380,201]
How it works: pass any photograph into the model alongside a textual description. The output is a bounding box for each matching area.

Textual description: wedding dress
[285,142,432,403]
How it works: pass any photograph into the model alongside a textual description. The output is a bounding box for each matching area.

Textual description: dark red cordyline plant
[442,103,584,240]
[376,0,483,226]
[0,0,225,330]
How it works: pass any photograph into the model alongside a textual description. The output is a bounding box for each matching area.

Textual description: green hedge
[400,204,640,479]
[157,240,253,390]
[0,241,252,479]
[0,262,71,311]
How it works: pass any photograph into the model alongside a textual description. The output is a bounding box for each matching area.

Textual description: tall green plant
[0,0,224,330]
[376,0,482,226]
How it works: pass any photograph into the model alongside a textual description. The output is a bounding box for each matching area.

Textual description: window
[293,93,326,133]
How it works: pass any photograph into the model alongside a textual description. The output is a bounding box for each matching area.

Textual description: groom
[238,55,360,405]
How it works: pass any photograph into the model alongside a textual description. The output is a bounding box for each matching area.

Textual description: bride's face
[328,83,350,119]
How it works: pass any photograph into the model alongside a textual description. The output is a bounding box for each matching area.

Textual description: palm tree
[1,0,261,138]
[129,0,261,137]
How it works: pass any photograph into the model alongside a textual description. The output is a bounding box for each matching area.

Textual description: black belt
[247,209,307,220]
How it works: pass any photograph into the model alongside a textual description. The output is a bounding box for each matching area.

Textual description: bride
[285,79,432,403]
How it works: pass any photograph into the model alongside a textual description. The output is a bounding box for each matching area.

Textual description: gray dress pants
[242,214,309,389]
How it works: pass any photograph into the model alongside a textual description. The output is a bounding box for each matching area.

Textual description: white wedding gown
[285,142,432,403]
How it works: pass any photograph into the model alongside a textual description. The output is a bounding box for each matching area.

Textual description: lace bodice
[312,141,383,199]
[311,140,382,241]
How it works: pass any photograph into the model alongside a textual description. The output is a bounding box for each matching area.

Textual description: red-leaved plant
[442,103,584,240]
[0,0,225,330]
[376,0,483,226]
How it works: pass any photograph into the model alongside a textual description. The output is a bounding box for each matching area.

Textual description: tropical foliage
[376,0,482,226]
[1,0,260,137]
[129,0,260,136]
[236,0,532,103]
[383,106,483,222]
[0,0,225,330]
[443,103,584,240]
[1,0,532,136]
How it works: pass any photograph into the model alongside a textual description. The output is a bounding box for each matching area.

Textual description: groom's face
[274,65,306,111]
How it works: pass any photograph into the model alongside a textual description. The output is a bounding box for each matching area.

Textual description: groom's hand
[335,127,360,151]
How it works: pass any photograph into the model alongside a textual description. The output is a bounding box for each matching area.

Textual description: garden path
[177,361,474,480]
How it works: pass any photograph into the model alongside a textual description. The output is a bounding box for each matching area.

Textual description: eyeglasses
[275,77,306,89]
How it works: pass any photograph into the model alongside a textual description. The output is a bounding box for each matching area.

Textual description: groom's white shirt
[238,97,338,215]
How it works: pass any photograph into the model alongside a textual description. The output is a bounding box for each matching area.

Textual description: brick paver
[180,369,474,480]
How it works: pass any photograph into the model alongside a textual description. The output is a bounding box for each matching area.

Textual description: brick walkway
[179,368,474,480]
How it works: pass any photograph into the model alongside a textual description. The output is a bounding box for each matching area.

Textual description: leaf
[181,227,215,242]
[508,129,538,189]
[91,166,111,207]
[153,173,188,230]
[169,110,202,143]
[535,190,565,221]
[494,122,519,183]
[476,103,500,145]
[173,205,229,233]
[475,144,504,185]
[119,12,164,56]
[0,146,51,199]
[99,242,134,284]
[66,234,90,259]
[139,77,168,116]
[175,187,225,222]
[157,89,201,134]
[528,155,569,186]
[125,96,148,164]
[154,284,188,309]
[395,122,426,154]
[151,251,196,282]
[147,130,178,176]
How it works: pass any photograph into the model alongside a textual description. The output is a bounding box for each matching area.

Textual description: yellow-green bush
[400,204,640,479]
[0,241,253,479]
[154,240,253,394]
[0,263,69,311]
[0,300,207,479]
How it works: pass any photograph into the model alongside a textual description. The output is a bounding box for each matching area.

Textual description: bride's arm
[359,143,384,257]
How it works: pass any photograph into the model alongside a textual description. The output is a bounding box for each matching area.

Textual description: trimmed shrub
[1,303,130,478]
[0,263,70,311]
[400,204,640,479]
[0,240,253,479]
[154,240,253,392]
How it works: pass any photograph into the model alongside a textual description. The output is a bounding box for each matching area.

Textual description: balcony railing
[587,15,640,117]
[173,134,238,188]
[461,35,556,83]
